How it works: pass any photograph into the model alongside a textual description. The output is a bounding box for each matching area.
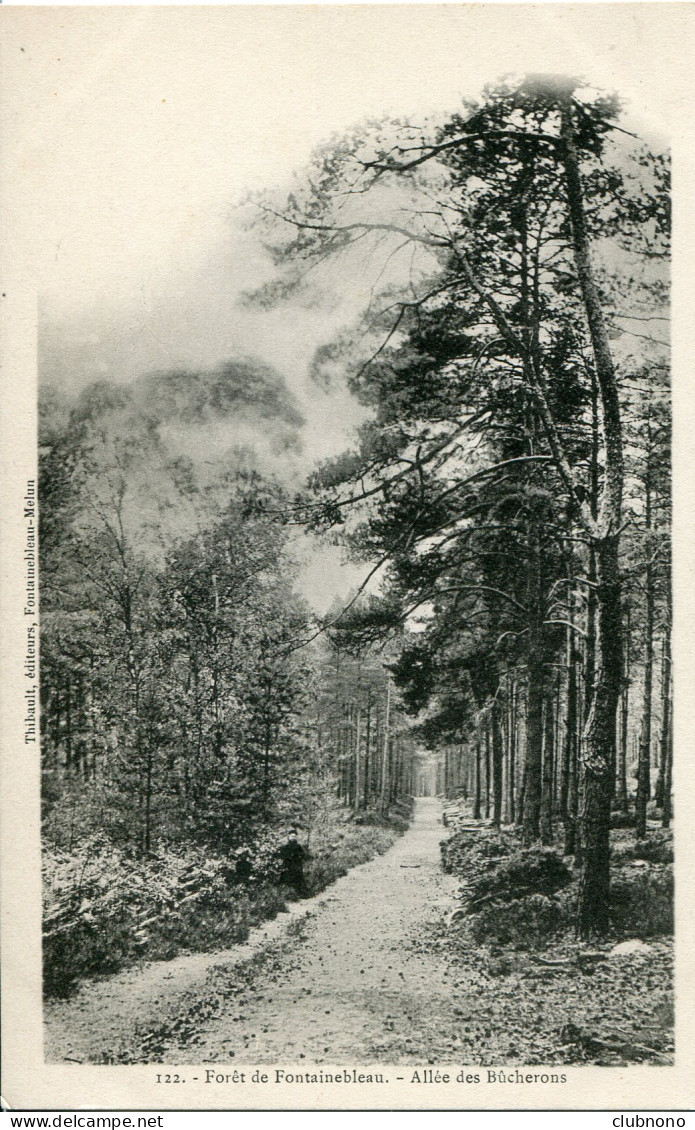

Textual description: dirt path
[166,796,459,1064]
[46,797,461,1064]
[45,800,674,1067]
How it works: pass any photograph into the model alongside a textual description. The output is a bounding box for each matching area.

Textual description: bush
[353,800,412,832]
[442,828,515,875]
[610,810,635,829]
[444,835,574,949]
[43,805,409,997]
[613,831,673,866]
[44,917,135,998]
[610,869,674,937]
[304,824,397,896]
[42,841,253,997]
[465,847,573,909]
[469,893,568,948]
[636,839,674,865]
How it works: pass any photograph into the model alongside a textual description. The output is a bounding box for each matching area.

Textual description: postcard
[1,3,693,1112]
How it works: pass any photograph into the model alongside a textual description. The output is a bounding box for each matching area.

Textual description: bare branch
[360,129,561,174]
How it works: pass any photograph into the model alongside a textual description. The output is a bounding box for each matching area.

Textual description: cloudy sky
[3,4,687,608]
[8,7,679,371]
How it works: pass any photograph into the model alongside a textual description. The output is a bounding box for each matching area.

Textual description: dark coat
[278,838,307,890]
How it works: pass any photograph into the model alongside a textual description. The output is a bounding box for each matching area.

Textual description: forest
[41,75,672,1054]
[39,362,420,995]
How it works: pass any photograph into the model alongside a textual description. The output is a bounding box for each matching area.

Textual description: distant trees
[255,75,670,935]
[310,626,417,812]
[39,377,413,863]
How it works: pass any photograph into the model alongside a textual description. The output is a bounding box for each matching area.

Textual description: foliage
[610,868,674,937]
[443,819,674,950]
[469,893,568,948]
[43,808,409,997]
[465,848,573,908]
[40,364,419,996]
[443,826,572,947]
[303,818,407,897]
[253,73,671,925]
[441,827,516,874]
[613,829,673,865]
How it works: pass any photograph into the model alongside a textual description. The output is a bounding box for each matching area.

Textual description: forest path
[170,795,458,1063]
[147,796,461,1064]
[45,798,467,1064]
[45,799,675,1069]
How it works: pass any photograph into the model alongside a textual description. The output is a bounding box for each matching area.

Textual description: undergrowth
[43,802,411,998]
[443,821,674,949]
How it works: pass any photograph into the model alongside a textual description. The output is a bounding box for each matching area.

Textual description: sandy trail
[46,798,461,1064]
[154,796,460,1064]
[45,800,673,1068]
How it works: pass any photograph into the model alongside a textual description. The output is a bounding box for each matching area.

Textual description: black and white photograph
[1,3,693,1113]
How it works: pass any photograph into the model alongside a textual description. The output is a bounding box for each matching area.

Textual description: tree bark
[660,584,673,827]
[491,702,504,827]
[636,458,655,840]
[364,696,372,806]
[661,659,673,828]
[473,732,482,819]
[523,646,544,844]
[561,589,579,853]
[508,681,517,824]
[484,723,491,819]
[354,704,362,812]
[577,534,623,935]
[618,602,631,813]
[380,678,391,813]
[540,694,555,845]
[559,92,624,937]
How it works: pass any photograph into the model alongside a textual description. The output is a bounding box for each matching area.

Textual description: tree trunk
[354,705,362,812]
[661,657,673,828]
[522,647,544,844]
[660,585,673,827]
[553,665,562,809]
[380,678,391,813]
[584,370,600,726]
[540,694,555,845]
[636,460,654,840]
[559,91,624,938]
[618,602,631,813]
[508,682,517,824]
[491,703,504,827]
[364,697,371,807]
[473,732,481,819]
[561,590,579,854]
[484,723,491,820]
[577,534,623,936]
[654,639,665,810]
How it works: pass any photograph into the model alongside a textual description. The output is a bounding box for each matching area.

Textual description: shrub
[469,893,568,948]
[610,869,674,937]
[635,839,674,865]
[304,824,396,896]
[442,828,515,875]
[43,806,409,997]
[613,832,674,866]
[466,848,573,909]
[610,810,635,829]
[43,917,135,998]
[42,842,248,996]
